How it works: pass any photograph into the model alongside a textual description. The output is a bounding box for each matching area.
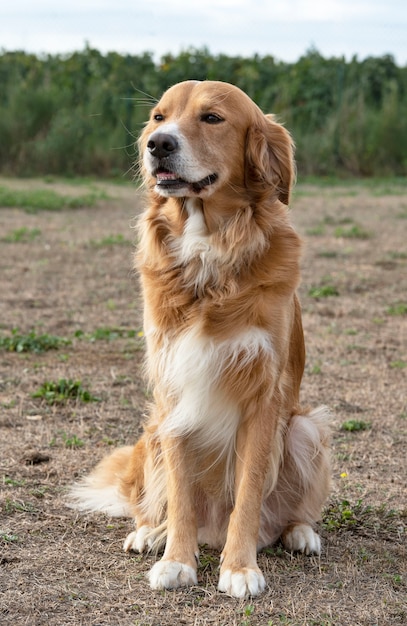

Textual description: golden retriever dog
[70,80,331,598]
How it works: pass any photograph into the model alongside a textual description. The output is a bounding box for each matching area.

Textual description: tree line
[1,46,406,178]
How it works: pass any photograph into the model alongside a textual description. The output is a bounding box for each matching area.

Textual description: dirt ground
[0,177,406,626]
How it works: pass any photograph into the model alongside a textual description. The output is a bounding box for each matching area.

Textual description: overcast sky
[1,0,406,65]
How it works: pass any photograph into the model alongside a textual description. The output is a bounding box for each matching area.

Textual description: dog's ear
[245,114,295,205]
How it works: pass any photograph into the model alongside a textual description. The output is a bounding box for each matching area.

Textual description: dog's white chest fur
[154,325,273,451]
[169,199,222,293]
[178,199,211,262]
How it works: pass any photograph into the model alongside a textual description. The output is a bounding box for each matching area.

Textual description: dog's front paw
[218,567,266,598]
[148,560,198,590]
[282,523,321,555]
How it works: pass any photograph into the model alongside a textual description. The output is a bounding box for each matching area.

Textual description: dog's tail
[67,445,135,517]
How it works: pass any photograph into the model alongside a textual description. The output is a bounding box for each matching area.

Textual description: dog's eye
[153,113,164,122]
[201,113,224,124]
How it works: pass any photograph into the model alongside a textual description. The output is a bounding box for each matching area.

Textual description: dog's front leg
[218,401,280,598]
[148,435,199,590]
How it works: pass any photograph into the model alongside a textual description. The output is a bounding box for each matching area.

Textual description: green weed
[310,363,322,375]
[32,378,100,404]
[323,215,354,225]
[75,327,138,342]
[334,224,371,239]
[1,227,41,242]
[306,224,325,236]
[0,185,104,212]
[3,477,25,487]
[240,604,255,626]
[387,303,407,316]
[308,284,339,298]
[341,419,371,432]
[0,329,71,353]
[390,360,407,369]
[4,499,37,514]
[323,499,371,531]
[62,433,85,449]
[0,532,19,543]
[317,250,339,258]
[90,234,131,247]
[388,251,407,260]
[198,547,218,573]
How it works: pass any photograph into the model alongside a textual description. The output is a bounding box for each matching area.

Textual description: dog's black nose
[147,133,179,159]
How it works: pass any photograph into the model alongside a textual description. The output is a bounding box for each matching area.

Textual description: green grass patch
[0,532,19,543]
[308,284,339,298]
[323,499,402,537]
[390,360,407,369]
[61,433,85,449]
[317,250,339,258]
[334,224,371,239]
[323,499,370,531]
[0,185,106,212]
[388,251,407,260]
[387,303,407,316]
[306,225,325,236]
[310,363,322,375]
[90,234,132,247]
[3,477,26,487]
[1,227,41,242]
[32,378,100,405]
[0,329,71,353]
[75,327,142,342]
[341,419,371,432]
[4,499,38,514]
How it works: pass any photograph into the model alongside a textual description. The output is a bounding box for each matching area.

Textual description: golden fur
[70,80,331,598]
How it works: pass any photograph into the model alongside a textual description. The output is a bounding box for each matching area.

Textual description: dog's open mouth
[155,169,218,194]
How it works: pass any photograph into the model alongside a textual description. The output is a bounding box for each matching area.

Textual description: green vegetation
[0,185,104,212]
[4,499,37,514]
[334,224,372,239]
[0,329,71,353]
[90,234,132,247]
[390,360,407,369]
[323,499,402,535]
[387,302,407,316]
[3,477,25,487]
[74,327,142,341]
[0,532,19,542]
[61,433,85,449]
[1,227,41,242]
[32,378,100,404]
[1,47,406,177]
[341,419,371,432]
[308,284,340,298]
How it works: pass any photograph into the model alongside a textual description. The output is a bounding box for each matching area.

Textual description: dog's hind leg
[122,433,169,554]
[259,407,331,555]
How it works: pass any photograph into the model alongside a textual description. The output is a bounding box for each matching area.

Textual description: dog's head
[139,81,295,205]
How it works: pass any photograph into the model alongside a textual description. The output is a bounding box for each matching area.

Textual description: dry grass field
[0,177,406,625]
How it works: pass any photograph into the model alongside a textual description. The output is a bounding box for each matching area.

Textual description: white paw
[283,524,321,555]
[123,525,153,553]
[148,560,197,590]
[218,568,266,598]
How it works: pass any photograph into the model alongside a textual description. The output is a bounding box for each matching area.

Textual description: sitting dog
[70,80,331,598]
